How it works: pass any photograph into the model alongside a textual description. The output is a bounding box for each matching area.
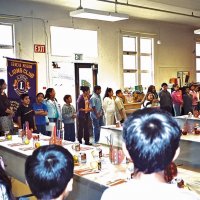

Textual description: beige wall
[0,0,196,93]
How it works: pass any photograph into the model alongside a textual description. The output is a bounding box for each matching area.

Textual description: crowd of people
[1,77,200,142]
[0,79,127,145]
[143,82,200,117]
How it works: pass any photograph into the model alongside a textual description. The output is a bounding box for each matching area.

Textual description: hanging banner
[7,57,38,106]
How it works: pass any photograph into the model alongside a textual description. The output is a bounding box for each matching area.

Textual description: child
[33,93,48,135]
[62,95,76,142]
[16,93,36,131]
[171,84,183,116]
[182,86,193,115]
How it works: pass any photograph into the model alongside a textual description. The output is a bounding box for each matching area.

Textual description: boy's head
[25,145,74,200]
[36,93,44,103]
[63,95,72,104]
[116,90,123,98]
[123,108,181,174]
[20,93,30,105]
[93,85,101,95]
[161,83,168,91]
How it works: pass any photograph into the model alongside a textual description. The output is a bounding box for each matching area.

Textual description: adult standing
[0,79,14,135]
[90,85,104,144]
[44,88,61,135]
[103,88,116,125]
[77,86,92,145]
[159,83,173,114]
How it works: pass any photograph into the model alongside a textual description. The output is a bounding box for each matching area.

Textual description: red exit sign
[34,44,46,53]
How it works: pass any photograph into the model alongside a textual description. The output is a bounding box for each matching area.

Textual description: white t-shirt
[101,179,200,200]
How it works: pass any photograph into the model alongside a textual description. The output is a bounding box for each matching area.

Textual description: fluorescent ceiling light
[194,29,200,34]
[70,8,129,22]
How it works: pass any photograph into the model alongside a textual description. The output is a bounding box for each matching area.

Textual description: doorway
[74,63,98,100]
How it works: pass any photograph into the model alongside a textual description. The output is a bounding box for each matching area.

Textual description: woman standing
[103,88,116,125]
[44,88,61,135]
[77,86,92,145]
[0,79,14,135]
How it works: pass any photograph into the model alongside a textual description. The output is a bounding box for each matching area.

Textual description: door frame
[74,63,98,100]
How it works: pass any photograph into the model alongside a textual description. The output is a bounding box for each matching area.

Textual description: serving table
[0,135,200,199]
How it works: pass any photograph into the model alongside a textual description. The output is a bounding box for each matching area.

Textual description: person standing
[0,79,14,135]
[171,84,183,116]
[189,84,198,111]
[16,93,36,131]
[103,88,116,125]
[33,93,48,135]
[90,85,104,144]
[159,83,173,114]
[115,90,127,123]
[44,88,61,135]
[62,95,76,142]
[182,86,193,115]
[77,86,92,145]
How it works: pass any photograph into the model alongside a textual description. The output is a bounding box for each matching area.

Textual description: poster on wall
[6,57,38,116]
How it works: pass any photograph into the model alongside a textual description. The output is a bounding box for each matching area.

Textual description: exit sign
[34,44,46,53]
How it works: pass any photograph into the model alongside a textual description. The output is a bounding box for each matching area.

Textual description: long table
[100,120,200,169]
[1,135,200,199]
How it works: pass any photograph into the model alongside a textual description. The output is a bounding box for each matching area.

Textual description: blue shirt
[33,102,47,125]
[90,93,103,119]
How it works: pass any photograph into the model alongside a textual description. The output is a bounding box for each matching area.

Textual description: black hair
[103,87,113,99]
[123,108,181,174]
[0,79,5,88]
[93,85,101,93]
[44,88,54,100]
[63,95,71,102]
[36,92,44,98]
[0,164,14,199]
[116,89,122,96]
[80,86,90,93]
[161,82,168,87]
[20,93,29,100]
[25,145,74,200]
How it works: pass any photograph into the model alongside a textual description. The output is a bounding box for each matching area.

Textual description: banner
[7,58,38,113]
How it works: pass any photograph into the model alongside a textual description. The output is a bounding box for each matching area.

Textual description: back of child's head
[80,86,90,93]
[123,108,181,174]
[63,95,71,102]
[20,93,29,100]
[25,145,74,200]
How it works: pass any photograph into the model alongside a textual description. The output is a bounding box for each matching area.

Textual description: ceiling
[17,0,200,27]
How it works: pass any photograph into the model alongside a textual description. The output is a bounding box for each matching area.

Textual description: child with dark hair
[158,83,173,114]
[101,108,200,200]
[62,95,76,142]
[103,87,116,125]
[16,93,36,131]
[0,157,15,200]
[171,84,183,116]
[115,89,126,123]
[33,93,48,135]
[25,145,74,200]
[77,86,92,145]
[90,85,104,144]
[182,86,193,115]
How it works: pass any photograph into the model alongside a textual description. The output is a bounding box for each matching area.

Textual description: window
[50,26,98,57]
[196,42,200,81]
[0,23,15,82]
[122,36,154,89]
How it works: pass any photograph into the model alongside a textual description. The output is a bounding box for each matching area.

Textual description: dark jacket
[77,94,90,118]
